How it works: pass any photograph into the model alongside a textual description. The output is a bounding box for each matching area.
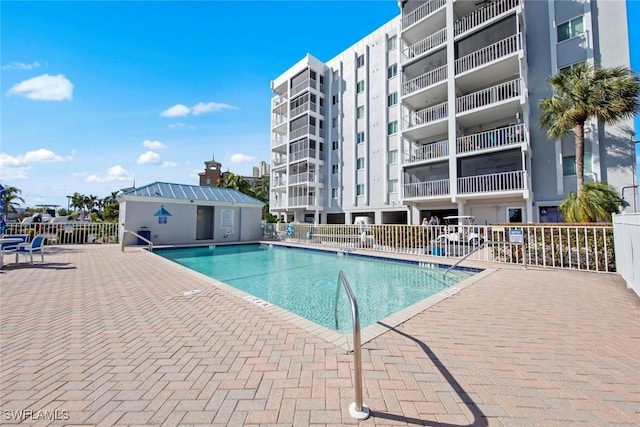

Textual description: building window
[332,164,339,174]
[332,187,339,198]
[388,150,398,164]
[387,63,397,79]
[557,16,584,42]
[387,92,397,107]
[387,36,397,51]
[356,157,365,169]
[387,121,398,135]
[357,184,365,196]
[563,153,592,176]
[356,54,365,68]
[357,132,365,144]
[332,140,339,150]
[332,94,338,105]
[507,207,523,223]
[332,117,338,128]
[388,179,398,193]
[357,106,365,119]
[357,80,365,93]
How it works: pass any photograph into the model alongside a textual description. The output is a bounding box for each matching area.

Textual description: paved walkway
[1,244,638,426]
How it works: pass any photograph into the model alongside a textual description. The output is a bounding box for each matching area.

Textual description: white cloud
[230,153,255,163]
[161,101,236,118]
[85,165,130,183]
[160,104,190,117]
[137,151,161,165]
[0,165,29,180]
[161,161,178,168]
[2,61,41,70]
[7,73,73,101]
[143,139,166,150]
[168,122,185,129]
[192,102,235,115]
[0,148,70,168]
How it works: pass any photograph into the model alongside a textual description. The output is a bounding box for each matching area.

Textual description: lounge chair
[15,235,45,264]
[0,234,29,268]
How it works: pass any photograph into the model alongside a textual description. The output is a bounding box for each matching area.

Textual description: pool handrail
[443,240,490,276]
[334,270,369,420]
[121,229,154,252]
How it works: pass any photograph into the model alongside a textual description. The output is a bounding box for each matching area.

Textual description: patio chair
[15,234,45,264]
[0,234,29,268]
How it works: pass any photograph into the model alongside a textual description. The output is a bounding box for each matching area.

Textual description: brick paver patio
[1,244,638,426]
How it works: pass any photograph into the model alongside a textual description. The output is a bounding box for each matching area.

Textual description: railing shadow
[371,322,488,427]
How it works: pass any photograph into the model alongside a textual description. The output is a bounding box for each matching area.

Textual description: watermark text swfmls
[3,410,70,421]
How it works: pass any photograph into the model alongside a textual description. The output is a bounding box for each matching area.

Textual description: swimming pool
[156,244,478,332]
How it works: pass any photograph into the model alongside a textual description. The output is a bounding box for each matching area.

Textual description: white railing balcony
[290,148,316,162]
[290,78,317,97]
[271,158,287,167]
[402,65,447,96]
[289,125,316,140]
[454,0,520,36]
[403,179,450,198]
[455,33,521,75]
[272,94,287,109]
[271,134,287,148]
[404,102,448,129]
[457,124,527,154]
[289,172,318,185]
[401,29,447,63]
[272,114,287,127]
[270,198,286,208]
[456,79,522,113]
[402,0,446,29]
[290,102,312,118]
[271,178,287,188]
[457,170,526,194]
[406,140,449,163]
[289,195,321,207]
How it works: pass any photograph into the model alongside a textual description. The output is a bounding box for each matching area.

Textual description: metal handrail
[443,240,490,276]
[121,229,154,252]
[334,270,369,420]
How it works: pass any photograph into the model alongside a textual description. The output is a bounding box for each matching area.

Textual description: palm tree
[251,175,270,202]
[1,185,25,220]
[219,172,251,195]
[70,192,84,214]
[559,182,621,222]
[539,63,640,195]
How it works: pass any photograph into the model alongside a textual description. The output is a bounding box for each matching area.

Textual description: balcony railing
[455,33,521,75]
[271,134,287,148]
[404,102,448,129]
[403,179,450,198]
[272,157,287,167]
[454,0,520,36]
[401,29,447,63]
[272,114,287,127]
[456,79,522,113]
[271,178,287,187]
[457,124,526,154]
[402,0,446,29]
[458,170,526,194]
[290,101,318,118]
[289,195,322,207]
[289,172,322,185]
[272,94,287,109]
[402,65,447,97]
[290,78,317,97]
[290,148,317,162]
[406,140,449,164]
[289,125,316,140]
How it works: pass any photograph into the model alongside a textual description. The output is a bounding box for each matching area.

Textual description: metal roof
[122,182,264,205]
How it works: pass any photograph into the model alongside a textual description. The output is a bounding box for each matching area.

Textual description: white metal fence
[4,222,119,245]
[612,213,640,296]
[270,223,616,273]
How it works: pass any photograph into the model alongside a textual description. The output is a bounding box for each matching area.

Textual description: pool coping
[149,241,495,351]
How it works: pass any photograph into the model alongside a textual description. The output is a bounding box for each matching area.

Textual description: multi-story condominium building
[269,0,636,225]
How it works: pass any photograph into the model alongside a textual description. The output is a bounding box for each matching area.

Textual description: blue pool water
[156,244,477,332]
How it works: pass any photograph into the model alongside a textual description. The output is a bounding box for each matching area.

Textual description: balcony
[457,170,526,195]
[289,125,317,141]
[402,0,446,44]
[405,139,449,164]
[457,124,527,155]
[289,148,317,163]
[289,171,323,185]
[454,0,520,38]
[455,79,523,128]
[271,134,287,151]
[288,195,323,208]
[272,94,287,111]
[290,102,318,119]
[271,178,287,189]
[401,29,446,64]
[402,65,447,107]
[455,33,521,76]
[403,179,450,199]
[402,102,448,141]
[290,78,318,98]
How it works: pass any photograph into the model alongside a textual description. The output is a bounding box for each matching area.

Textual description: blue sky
[629,0,640,187]
[1,0,399,208]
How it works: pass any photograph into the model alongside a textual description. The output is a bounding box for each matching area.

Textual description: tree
[219,172,251,194]
[559,182,621,222]
[539,63,640,195]
[70,192,84,214]
[1,185,25,220]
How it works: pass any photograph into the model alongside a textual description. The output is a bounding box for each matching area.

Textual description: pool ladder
[443,240,490,277]
[334,271,369,420]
